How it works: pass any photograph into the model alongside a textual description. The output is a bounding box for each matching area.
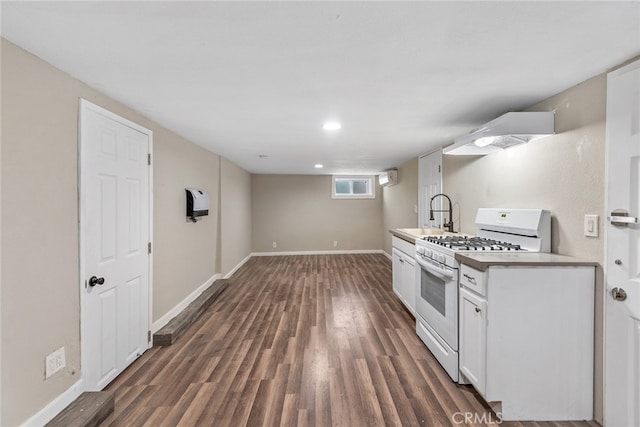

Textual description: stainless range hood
[443,112,555,155]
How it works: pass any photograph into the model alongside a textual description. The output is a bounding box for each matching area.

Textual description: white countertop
[389,228,467,244]
[455,252,598,272]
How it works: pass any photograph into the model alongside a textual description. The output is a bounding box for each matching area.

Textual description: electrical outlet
[45,347,66,379]
[272,242,277,248]
[333,241,338,247]
[584,214,598,237]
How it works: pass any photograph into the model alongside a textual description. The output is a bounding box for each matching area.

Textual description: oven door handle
[415,257,455,281]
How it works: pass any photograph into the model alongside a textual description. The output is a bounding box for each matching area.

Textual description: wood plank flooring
[102,254,600,427]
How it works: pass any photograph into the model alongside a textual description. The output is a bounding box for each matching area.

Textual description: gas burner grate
[424,236,524,251]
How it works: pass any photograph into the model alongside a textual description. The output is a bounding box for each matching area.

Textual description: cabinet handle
[463,273,476,284]
[399,259,404,263]
[475,307,481,313]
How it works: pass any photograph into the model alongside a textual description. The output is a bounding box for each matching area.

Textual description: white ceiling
[2,1,639,175]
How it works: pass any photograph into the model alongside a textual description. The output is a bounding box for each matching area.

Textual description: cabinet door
[392,249,404,300]
[402,256,416,314]
[460,288,487,396]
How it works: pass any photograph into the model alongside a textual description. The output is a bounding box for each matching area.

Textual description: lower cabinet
[392,247,416,315]
[458,263,595,421]
[459,287,486,395]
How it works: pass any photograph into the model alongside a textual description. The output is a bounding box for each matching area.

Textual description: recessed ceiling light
[314,164,324,169]
[322,121,341,131]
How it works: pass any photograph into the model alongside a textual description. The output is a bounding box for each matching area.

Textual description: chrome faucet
[429,193,455,233]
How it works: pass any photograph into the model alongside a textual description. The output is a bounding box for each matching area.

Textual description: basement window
[331,176,375,199]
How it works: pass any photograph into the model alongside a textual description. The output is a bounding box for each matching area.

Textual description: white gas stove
[414,208,551,382]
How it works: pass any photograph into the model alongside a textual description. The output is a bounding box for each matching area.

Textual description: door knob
[89,276,105,287]
[611,287,627,301]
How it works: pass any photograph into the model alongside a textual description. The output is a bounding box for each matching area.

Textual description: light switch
[584,214,598,237]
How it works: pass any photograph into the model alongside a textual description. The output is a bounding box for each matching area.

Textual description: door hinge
[148,330,152,342]
[148,242,152,254]
[148,153,151,165]
[438,165,441,173]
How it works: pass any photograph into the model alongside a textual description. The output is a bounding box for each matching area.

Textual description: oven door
[414,255,459,350]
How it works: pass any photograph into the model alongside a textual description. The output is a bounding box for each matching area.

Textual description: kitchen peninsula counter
[455,252,598,272]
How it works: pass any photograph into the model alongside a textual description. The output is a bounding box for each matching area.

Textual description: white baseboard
[381,250,392,260]
[251,249,386,256]
[22,379,84,427]
[223,253,252,279]
[151,273,221,333]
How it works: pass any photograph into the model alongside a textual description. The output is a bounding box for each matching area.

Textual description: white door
[80,100,152,391]
[604,59,640,427]
[418,150,442,228]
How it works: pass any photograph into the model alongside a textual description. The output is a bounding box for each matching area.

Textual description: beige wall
[443,74,606,421]
[444,75,606,258]
[2,38,84,426]
[252,175,383,252]
[152,130,220,320]
[220,157,252,276]
[381,159,419,255]
[1,39,252,425]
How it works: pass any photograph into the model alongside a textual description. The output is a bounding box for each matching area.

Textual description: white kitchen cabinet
[391,236,416,315]
[458,263,595,421]
[459,287,486,395]
[460,263,487,296]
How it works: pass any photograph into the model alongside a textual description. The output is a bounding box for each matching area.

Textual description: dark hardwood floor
[102,254,599,426]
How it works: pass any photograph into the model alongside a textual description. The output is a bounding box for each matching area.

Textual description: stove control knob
[417,247,425,255]
[426,249,432,258]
